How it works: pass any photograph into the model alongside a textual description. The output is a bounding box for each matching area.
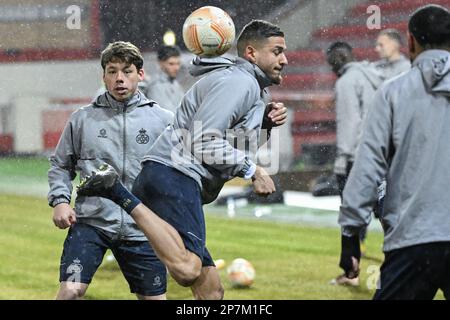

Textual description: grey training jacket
[143,71,185,113]
[48,92,173,240]
[339,50,450,252]
[143,56,274,204]
[373,54,411,80]
[334,61,384,174]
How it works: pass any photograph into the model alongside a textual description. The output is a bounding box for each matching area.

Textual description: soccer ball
[182,6,235,57]
[227,258,255,288]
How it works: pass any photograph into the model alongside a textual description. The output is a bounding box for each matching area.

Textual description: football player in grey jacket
[326,42,384,196]
[48,42,173,300]
[338,4,450,300]
[77,20,288,300]
[373,28,411,80]
[142,45,185,113]
[326,41,384,286]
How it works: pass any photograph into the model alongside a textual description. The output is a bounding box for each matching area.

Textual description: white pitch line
[219,187,341,212]
[283,191,340,212]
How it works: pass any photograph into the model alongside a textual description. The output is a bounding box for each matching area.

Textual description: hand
[252,166,276,196]
[266,102,288,127]
[52,203,77,229]
[339,235,361,278]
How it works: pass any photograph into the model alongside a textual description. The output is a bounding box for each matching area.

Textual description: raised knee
[171,264,202,287]
[192,279,224,300]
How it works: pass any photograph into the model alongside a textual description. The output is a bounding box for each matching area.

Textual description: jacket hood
[340,61,385,89]
[414,50,450,96]
[93,91,154,111]
[189,56,273,89]
[188,56,236,77]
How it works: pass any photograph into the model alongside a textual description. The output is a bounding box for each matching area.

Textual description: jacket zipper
[118,107,127,240]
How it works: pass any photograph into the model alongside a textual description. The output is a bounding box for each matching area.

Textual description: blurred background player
[370,28,412,238]
[338,4,450,300]
[326,41,384,286]
[142,45,185,113]
[48,41,173,300]
[374,28,411,79]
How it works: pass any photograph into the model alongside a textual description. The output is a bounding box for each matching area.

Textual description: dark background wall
[99,0,287,51]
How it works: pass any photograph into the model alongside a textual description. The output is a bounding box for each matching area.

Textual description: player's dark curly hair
[237,20,284,57]
[100,41,144,71]
[326,41,354,75]
[326,42,352,56]
[408,4,450,49]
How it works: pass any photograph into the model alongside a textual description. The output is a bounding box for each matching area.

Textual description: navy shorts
[132,161,215,267]
[59,223,167,296]
[373,242,450,300]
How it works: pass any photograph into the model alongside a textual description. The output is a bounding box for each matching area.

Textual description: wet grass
[0,156,50,180]
[0,157,444,300]
[0,193,390,300]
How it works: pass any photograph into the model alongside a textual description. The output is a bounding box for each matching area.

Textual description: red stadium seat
[279,0,430,158]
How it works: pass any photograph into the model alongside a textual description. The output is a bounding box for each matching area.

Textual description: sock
[109,180,141,214]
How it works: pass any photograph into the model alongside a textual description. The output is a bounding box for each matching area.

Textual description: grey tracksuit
[373,54,411,80]
[142,56,274,204]
[339,50,450,252]
[48,92,173,240]
[143,72,185,113]
[334,61,384,175]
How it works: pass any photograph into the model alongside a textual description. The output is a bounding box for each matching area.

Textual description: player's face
[103,61,144,101]
[254,36,288,85]
[160,56,181,79]
[375,35,399,60]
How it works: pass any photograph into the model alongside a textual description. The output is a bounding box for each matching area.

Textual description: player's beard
[271,72,283,85]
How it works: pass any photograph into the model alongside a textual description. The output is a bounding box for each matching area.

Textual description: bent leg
[191,266,224,300]
[131,205,202,287]
[130,162,211,288]
[77,161,207,288]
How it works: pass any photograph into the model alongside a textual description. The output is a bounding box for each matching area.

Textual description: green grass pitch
[0,192,386,300]
[0,157,444,299]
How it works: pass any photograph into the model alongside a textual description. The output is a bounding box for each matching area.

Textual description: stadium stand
[2,0,449,158]
[271,0,450,167]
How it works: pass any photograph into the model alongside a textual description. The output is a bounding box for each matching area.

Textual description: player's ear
[138,68,145,81]
[244,45,257,64]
